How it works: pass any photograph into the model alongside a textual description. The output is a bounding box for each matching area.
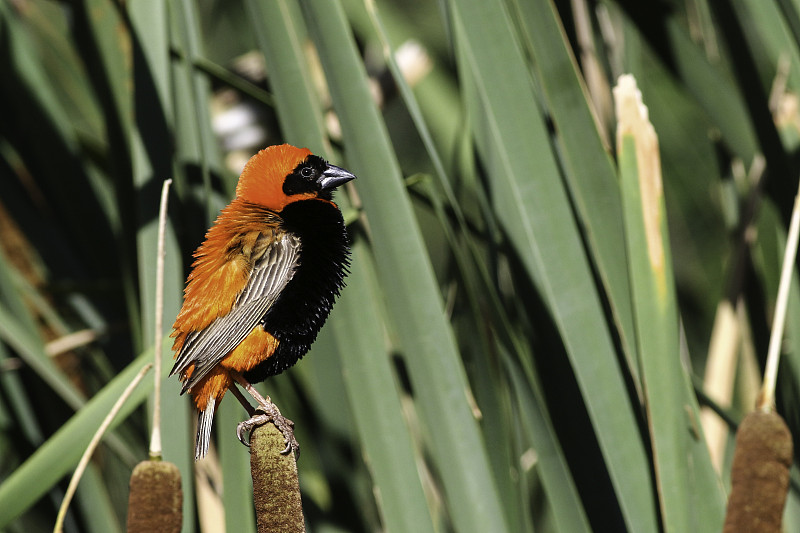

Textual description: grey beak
[318,164,356,191]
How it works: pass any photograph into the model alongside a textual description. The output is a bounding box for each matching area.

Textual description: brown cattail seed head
[723,410,793,533]
[126,460,182,533]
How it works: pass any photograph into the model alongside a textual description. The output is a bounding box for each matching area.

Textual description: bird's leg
[230,371,299,457]
[229,383,257,417]
[231,371,272,408]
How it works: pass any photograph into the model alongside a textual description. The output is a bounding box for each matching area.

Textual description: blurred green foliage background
[1,0,800,531]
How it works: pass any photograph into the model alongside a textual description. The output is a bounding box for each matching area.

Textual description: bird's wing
[171,233,301,392]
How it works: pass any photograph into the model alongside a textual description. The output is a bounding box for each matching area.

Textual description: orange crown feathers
[235,144,313,211]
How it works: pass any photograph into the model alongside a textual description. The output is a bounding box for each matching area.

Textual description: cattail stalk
[149,178,172,459]
[127,179,182,533]
[250,422,304,533]
[723,182,800,532]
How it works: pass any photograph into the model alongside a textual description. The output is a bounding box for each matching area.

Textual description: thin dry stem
[54,363,153,533]
[759,182,800,410]
[44,329,98,357]
[700,299,740,470]
[149,179,172,459]
[572,0,613,146]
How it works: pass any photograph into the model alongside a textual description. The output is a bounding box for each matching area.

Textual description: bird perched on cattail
[170,144,355,460]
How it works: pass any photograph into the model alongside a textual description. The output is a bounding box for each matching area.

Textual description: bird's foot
[236,401,299,458]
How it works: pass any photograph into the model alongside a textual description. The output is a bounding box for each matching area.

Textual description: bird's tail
[195,397,216,460]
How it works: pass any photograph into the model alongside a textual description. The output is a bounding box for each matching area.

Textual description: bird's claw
[236,404,299,458]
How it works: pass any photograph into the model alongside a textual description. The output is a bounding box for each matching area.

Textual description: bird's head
[235,144,356,211]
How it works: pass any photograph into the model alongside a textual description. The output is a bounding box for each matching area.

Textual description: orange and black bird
[170,144,355,460]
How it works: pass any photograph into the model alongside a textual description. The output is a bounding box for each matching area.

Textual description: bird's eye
[300,166,314,178]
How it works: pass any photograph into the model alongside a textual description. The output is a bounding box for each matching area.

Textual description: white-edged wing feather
[171,233,301,393]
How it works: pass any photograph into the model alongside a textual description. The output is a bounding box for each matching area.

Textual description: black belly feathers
[244,198,350,382]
